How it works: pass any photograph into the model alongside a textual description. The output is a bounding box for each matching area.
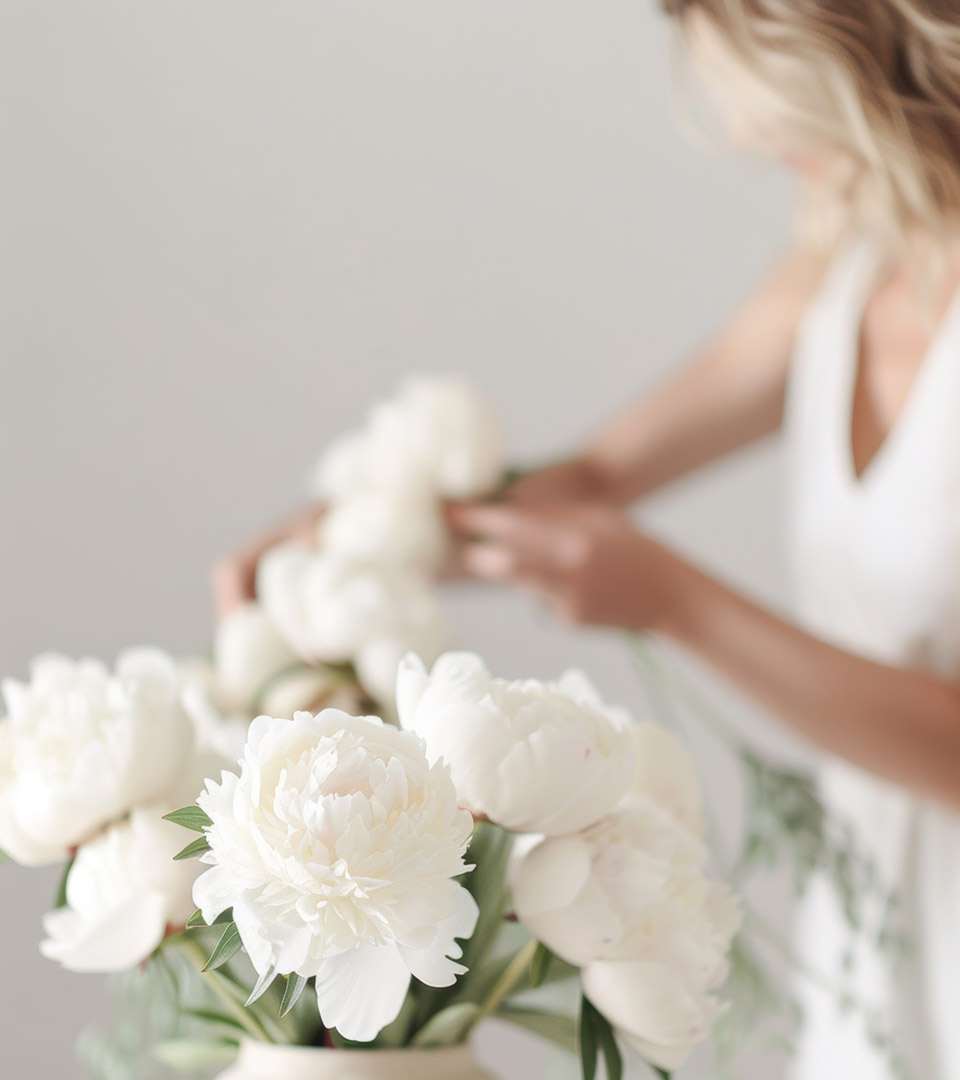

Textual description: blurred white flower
[314,375,505,501]
[39,806,200,973]
[258,666,364,720]
[511,797,720,966]
[397,652,635,834]
[582,883,742,1072]
[630,723,705,836]
[258,544,448,702]
[511,794,741,1072]
[319,487,448,573]
[213,603,298,713]
[193,710,478,1042]
[38,740,231,974]
[0,650,194,866]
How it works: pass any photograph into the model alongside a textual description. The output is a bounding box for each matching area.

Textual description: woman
[215,2,960,1076]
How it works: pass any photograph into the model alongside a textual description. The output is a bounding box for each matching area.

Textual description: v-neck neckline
[841,244,960,490]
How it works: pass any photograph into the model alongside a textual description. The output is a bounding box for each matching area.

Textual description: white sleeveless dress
[784,238,960,1079]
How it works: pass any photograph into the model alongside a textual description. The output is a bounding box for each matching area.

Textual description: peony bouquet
[1,376,741,1080]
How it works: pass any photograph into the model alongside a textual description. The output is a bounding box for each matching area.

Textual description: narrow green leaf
[180,1008,247,1033]
[498,1006,578,1054]
[174,836,212,862]
[245,965,278,1007]
[593,1009,623,1080]
[203,922,243,972]
[411,1002,481,1048]
[279,973,308,1019]
[186,906,234,929]
[53,854,76,909]
[0,846,10,863]
[578,997,599,1080]
[652,1069,671,1080]
[529,942,555,988]
[162,806,213,833]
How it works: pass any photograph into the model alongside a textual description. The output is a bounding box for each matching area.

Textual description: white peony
[511,794,741,1072]
[258,544,448,702]
[511,796,722,966]
[192,710,479,1042]
[314,376,505,501]
[397,653,635,835]
[0,650,195,866]
[39,805,201,973]
[257,667,365,720]
[213,603,298,713]
[581,882,742,1072]
[319,487,448,573]
[629,723,705,837]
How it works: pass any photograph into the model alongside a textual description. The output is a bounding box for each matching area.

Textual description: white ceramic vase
[217,1040,496,1080]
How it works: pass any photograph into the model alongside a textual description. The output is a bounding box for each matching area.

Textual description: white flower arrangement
[164,649,737,1079]
[1,376,742,1080]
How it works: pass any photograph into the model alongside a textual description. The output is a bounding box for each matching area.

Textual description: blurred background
[1,1,808,1076]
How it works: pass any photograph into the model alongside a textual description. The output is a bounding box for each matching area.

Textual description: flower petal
[40,893,168,973]
[314,943,412,1042]
[399,884,479,987]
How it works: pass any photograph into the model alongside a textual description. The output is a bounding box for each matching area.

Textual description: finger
[446,503,556,552]
[459,542,566,584]
[459,543,521,582]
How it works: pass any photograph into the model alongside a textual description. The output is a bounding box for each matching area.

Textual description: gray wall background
[1,2,809,1076]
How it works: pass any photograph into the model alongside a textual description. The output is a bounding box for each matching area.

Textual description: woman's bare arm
[448,502,960,809]
[661,549,960,806]
[511,248,830,506]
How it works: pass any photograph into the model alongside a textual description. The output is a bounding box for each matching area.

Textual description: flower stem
[176,938,275,1043]
[471,938,540,1028]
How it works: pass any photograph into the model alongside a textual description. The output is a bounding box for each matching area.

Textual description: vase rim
[234,1038,486,1079]
[239,1039,473,1059]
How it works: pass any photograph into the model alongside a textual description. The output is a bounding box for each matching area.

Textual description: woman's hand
[449,500,960,808]
[447,501,682,631]
[505,457,617,506]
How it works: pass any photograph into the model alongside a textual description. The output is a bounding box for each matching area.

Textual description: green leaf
[245,965,278,1007]
[448,823,516,1007]
[498,1006,578,1054]
[279,973,308,1018]
[53,853,76,910]
[174,836,212,861]
[593,1009,623,1080]
[652,1069,671,1080]
[180,1007,246,1030]
[186,906,234,930]
[153,1037,239,1072]
[203,922,243,972]
[411,1002,481,1048]
[578,997,599,1080]
[185,908,207,929]
[0,846,10,863]
[529,942,555,988]
[180,1008,248,1038]
[162,806,213,833]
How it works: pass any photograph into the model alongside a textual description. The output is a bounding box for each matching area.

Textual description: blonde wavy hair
[662,0,960,250]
